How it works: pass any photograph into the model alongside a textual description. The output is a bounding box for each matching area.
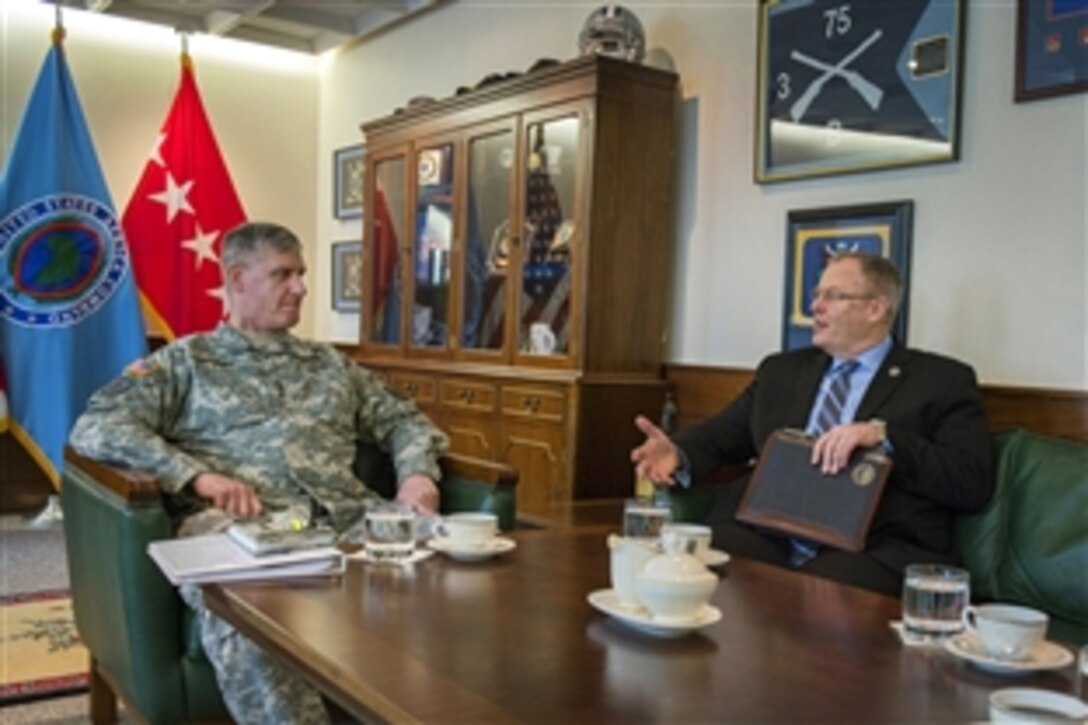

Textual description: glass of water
[901,563,970,642]
[623,497,671,540]
[363,503,416,562]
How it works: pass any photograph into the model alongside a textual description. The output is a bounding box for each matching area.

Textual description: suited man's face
[810,258,890,358]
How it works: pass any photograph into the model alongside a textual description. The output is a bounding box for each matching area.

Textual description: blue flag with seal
[0,30,146,485]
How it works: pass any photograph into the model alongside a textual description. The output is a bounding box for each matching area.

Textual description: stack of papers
[148,533,345,585]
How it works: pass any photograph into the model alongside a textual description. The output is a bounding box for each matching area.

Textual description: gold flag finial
[52,2,66,45]
[180,32,193,70]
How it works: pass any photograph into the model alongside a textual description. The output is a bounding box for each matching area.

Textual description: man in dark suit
[632,252,994,594]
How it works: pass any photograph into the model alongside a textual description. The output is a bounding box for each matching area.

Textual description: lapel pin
[889,367,901,378]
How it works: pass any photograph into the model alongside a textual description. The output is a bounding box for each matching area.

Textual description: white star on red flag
[148,171,195,223]
[123,53,246,339]
[181,224,220,269]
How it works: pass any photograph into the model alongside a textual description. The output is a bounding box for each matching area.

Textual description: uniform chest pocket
[292,374,356,430]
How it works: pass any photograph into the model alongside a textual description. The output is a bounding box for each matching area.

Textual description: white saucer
[699,549,730,567]
[944,633,1074,675]
[349,548,434,566]
[587,589,721,638]
[428,536,516,562]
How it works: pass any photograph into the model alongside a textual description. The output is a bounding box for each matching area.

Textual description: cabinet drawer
[387,372,438,405]
[501,385,566,423]
[440,379,497,413]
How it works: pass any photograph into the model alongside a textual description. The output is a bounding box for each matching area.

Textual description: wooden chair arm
[64,445,163,504]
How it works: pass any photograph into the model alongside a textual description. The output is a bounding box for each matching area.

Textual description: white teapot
[634,540,717,623]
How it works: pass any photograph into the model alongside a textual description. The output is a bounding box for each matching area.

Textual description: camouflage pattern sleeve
[69,347,210,493]
[347,359,449,484]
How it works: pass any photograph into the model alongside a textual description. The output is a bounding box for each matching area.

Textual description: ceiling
[57,0,443,54]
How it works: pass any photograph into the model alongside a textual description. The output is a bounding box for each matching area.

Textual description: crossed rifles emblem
[789,29,885,123]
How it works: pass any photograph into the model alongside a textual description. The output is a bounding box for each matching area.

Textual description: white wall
[5,1,1085,388]
[1,2,320,337]
[317,1,1087,389]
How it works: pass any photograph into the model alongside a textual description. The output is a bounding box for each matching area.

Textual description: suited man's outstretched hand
[631,415,680,486]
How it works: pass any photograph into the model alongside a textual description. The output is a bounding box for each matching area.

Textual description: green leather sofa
[61,444,517,724]
[662,428,1088,644]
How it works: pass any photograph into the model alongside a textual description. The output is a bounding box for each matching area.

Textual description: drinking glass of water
[363,503,416,562]
[901,563,970,642]
[623,497,671,540]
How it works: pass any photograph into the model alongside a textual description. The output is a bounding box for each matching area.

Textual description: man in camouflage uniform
[70,222,448,724]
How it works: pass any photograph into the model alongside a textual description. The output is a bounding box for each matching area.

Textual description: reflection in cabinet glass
[464,131,513,352]
[519,116,578,357]
[370,158,405,345]
[413,144,453,348]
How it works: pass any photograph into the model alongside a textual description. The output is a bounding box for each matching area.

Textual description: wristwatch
[869,418,888,447]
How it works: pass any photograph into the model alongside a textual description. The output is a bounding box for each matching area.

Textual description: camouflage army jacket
[69,324,448,530]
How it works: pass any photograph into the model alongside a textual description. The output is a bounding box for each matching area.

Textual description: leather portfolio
[736,429,892,552]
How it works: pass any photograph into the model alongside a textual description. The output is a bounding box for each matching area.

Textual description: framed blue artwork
[782,201,913,351]
[334,144,365,220]
[1015,0,1088,102]
[754,0,967,182]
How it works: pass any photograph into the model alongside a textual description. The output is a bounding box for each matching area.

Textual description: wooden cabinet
[357,56,677,519]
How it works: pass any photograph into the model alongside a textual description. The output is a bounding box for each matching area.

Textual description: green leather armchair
[61,444,518,724]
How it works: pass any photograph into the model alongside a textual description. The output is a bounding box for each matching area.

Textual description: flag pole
[30,0,69,528]
[52,0,65,45]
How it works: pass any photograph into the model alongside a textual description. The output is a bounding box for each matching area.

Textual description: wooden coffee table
[204,529,1079,722]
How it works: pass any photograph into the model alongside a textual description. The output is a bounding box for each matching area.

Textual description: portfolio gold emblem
[852,462,876,487]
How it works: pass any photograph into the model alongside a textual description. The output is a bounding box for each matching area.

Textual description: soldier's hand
[631,415,680,486]
[191,473,264,519]
[396,474,440,515]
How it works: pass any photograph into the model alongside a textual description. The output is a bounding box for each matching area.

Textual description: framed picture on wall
[782,201,913,351]
[1015,0,1088,102]
[754,0,967,182]
[332,241,363,312]
[333,144,365,219]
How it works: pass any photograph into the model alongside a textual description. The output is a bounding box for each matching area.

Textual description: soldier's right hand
[191,473,264,519]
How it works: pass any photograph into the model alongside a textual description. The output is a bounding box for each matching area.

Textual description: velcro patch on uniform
[124,358,159,377]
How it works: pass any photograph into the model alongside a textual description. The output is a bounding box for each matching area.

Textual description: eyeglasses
[810,288,876,304]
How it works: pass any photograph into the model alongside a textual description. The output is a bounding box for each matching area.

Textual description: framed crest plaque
[782,200,913,351]
[755,0,967,183]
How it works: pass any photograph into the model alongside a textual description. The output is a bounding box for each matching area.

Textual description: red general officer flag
[124,53,246,339]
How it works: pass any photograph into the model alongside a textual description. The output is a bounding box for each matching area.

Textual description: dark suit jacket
[675,343,995,573]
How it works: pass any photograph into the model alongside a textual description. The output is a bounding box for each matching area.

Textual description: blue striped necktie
[789,359,860,568]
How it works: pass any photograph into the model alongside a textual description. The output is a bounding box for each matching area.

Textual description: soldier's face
[227,247,307,332]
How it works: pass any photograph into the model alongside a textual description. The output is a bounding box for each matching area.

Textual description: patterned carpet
[0,589,88,703]
[0,514,134,723]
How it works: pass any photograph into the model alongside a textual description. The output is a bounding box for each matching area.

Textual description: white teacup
[990,688,1088,722]
[608,534,656,610]
[433,512,498,546]
[962,604,1048,661]
[661,523,712,560]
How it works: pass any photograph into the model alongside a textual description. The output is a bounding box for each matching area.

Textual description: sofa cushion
[956,428,1088,637]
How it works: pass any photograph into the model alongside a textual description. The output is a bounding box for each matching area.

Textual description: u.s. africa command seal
[0,194,130,328]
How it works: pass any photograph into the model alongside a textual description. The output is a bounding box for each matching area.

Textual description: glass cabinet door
[411,143,454,349]
[517,115,580,358]
[368,157,405,346]
[461,129,514,354]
